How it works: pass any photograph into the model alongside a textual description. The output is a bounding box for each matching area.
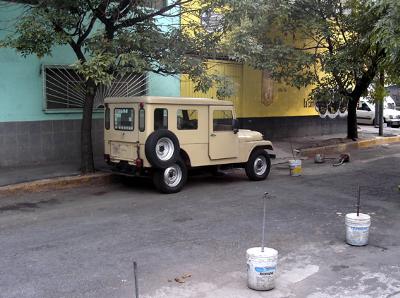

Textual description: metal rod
[290,142,295,160]
[133,261,139,298]
[261,192,268,252]
[357,186,361,216]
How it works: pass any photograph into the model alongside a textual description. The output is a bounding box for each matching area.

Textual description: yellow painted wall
[180,60,318,118]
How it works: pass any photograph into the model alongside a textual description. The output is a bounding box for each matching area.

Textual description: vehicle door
[107,104,139,161]
[357,102,373,124]
[209,106,239,160]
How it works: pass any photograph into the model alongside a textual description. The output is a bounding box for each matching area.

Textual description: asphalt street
[0,143,400,298]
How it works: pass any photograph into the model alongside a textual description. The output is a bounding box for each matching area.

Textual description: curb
[0,172,113,196]
[299,136,400,157]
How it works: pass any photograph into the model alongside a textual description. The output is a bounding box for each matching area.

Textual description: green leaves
[2,14,57,58]
[223,0,395,110]
[370,0,400,82]
[1,0,231,96]
[73,53,115,86]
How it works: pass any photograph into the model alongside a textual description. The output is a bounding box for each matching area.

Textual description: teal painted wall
[0,1,180,123]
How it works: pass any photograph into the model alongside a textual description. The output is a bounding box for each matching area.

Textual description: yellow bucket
[289,160,302,176]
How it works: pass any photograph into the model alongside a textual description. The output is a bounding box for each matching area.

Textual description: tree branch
[115,0,193,29]
[52,21,86,62]
[77,15,97,45]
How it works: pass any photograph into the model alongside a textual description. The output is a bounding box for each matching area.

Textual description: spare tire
[145,129,180,168]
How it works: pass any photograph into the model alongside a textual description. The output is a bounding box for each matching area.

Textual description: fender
[244,141,275,161]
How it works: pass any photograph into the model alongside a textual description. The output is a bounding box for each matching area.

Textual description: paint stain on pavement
[0,198,59,212]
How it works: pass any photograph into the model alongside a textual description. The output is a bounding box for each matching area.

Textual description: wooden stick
[357,186,361,216]
[133,261,139,298]
[261,192,268,252]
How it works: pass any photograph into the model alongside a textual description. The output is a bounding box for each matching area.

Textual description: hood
[384,109,400,117]
[238,129,264,142]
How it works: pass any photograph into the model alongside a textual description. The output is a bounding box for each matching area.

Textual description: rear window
[114,108,134,131]
[105,106,110,130]
[139,108,145,132]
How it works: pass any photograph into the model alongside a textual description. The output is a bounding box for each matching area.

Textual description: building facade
[181,60,346,139]
[0,1,180,167]
[0,1,346,167]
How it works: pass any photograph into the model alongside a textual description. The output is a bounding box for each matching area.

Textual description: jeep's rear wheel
[153,158,187,193]
[245,149,271,181]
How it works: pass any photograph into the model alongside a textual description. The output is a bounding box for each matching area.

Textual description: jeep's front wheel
[153,158,187,193]
[245,149,271,181]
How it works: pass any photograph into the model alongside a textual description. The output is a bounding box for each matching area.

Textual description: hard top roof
[104,96,233,106]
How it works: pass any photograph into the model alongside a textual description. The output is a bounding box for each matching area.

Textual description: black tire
[153,157,188,194]
[145,129,180,168]
[245,149,271,181]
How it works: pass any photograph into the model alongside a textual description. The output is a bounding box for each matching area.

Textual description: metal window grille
[43,65,148,110]
[142,0,167,9]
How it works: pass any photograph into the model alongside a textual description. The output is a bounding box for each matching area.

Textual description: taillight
[135,158,143,168]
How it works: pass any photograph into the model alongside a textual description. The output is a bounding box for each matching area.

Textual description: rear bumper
[105,159,147,177]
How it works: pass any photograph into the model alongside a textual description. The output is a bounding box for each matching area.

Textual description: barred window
[142,0,167,9]
[44,65,147,110]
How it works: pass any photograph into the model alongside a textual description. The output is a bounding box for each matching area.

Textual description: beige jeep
[104,96,274,193]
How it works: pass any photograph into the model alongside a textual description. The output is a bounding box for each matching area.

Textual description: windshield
[386,103,396,110]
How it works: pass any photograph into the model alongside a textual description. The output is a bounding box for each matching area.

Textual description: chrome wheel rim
[156,137,174,161]
[163,165,182,187]
[254,156,267,176]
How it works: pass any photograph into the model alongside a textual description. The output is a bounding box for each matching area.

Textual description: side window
[213,110,233,131]
[139,108,145,132]
[114,108,134,131]
[154,108,168,130]
[361,103,371,111]
[105,105,110,130]
[177,110,198,130]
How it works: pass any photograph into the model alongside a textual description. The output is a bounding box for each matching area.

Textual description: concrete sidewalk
[0,158,109,188]
[0,125,399,188]
[0,163,81,187]
[272,125,400,162]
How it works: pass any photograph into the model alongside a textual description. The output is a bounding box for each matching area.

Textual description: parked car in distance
[357,97,400,127]
[104,96,275,193]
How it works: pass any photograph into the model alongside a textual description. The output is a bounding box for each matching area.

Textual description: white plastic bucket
[247,247,278,291]
[289,159,302,176]
[345,213,371,246]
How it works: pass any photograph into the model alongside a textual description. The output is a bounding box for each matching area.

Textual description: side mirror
[232,119,240,134]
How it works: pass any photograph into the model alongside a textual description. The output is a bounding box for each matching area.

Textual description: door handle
[210,133,216,137]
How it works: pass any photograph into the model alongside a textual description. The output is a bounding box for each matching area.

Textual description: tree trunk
[80,79,97,174]
[347,97,359,140]
[379,71,384,136]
